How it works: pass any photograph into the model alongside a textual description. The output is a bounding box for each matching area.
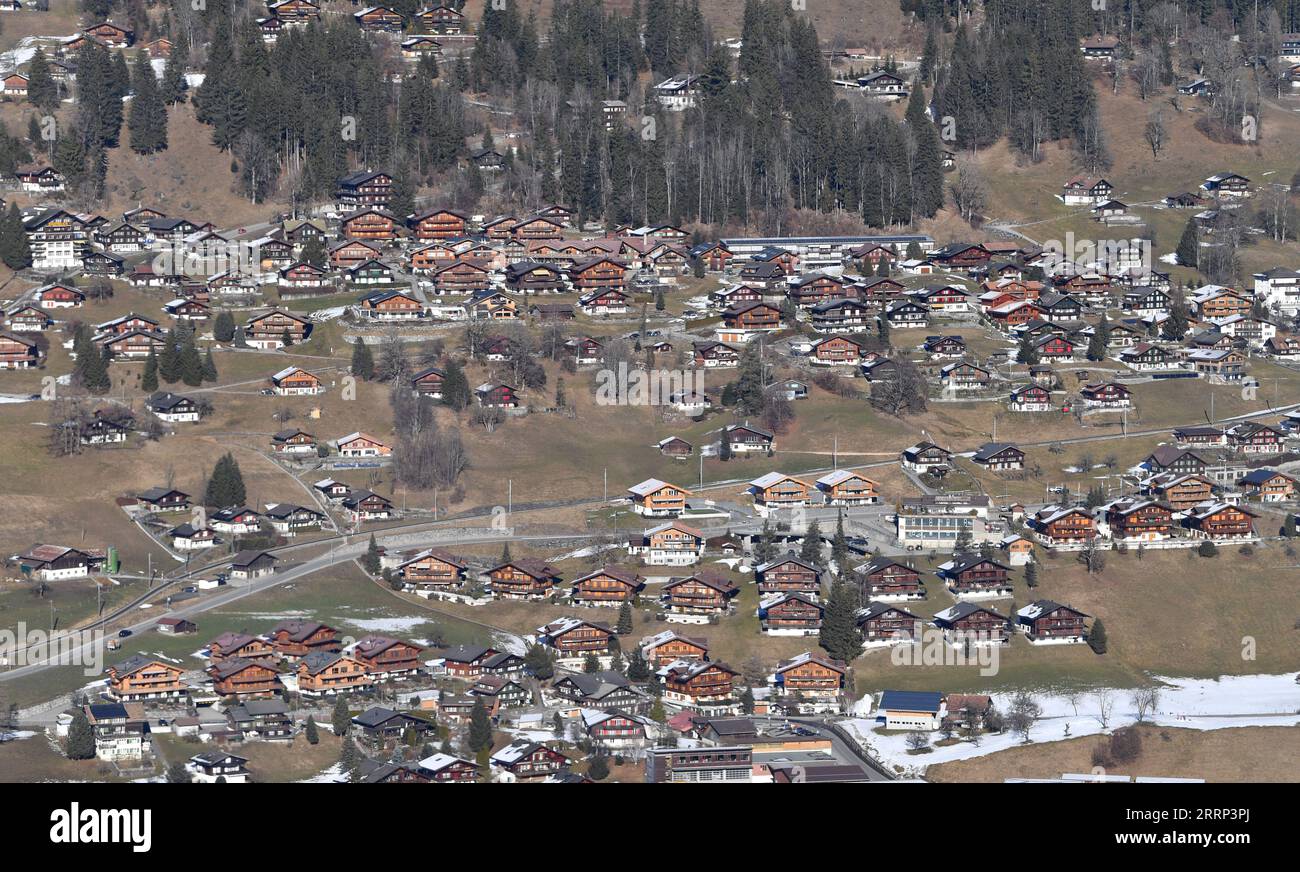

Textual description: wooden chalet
[856,557,925,601]
[627,478,690,517]
[810,335,866,366]
[1185,502,1257,540]
[932,602,1010,645]
[476,382,520,407]
[971,442,1025,471]
[107,655,187,702]
[1144,473,1214,512]
[639,630,709,668]
[693,341,741,368]
[660,660,738,707]
[353,636,425,678]
[1239,468,1296,502]
[1030,505,1097,547]
[938,555,1012,598]
[269,0,320,24]
[414,5,465,34]
[758,592,823,634]
[661,573,738,616]
[336,170,392,208]
[342,489,395,522]
[268,620,340,659]
[569,257,628,293]
[297,652,373,696]
[397,548,468,590]
[418,753,479,782]
[488,560,562,600]
[1016,600,1089,644]
[754,554,821,595]
[490,740,569,780]
[570,566,646,604]
[1103,498,1174,543]
[354,5,403,33]
[505,260,566,294]
[0,331,41,369]
[815,470,879,505]
[856,602,922,643]
[245,310,310,348]
[534,617,615,659]
[747,472,813,508]
[207,658,283,698]
[773,653,846,700]
[207,631,274,662]
[341,207,398,240]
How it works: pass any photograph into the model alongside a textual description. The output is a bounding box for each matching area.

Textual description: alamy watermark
[0,623,106,675]
[151,239,263,278]
[594,362,704,407]
[889,626,1002,677]
[1039,232,1152,276]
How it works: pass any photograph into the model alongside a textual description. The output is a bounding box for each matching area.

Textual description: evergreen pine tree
[441,359,471,410]
[128,51,168,155]
[166,760,192,783]
[213,311,236,343]
[626,647,650,681]
[202,348,218,382]
[179,335,204,387]
[362,534,381,574]
[159,329,182,383]
[339,735,359,779]
[468,699,493,751]
[616,600,633,634]
[160,36,189,105]
[831,512,848,572]
[305,715,320,745]
[524,643,555,680]
[0,202,33,269]
[1088,618,1108,654]
[141,347,159,392]
[351,338,375,380]
[587,751,610,780]
[26,49,58,113]
[800,520,822,565]
[301,235,327,268]
[1017,335,1040,365]
[203,453,247,507]
[72,324,110,394]
[819,579,863,663]
[1087,315,1109,361]
[582,652,601,673]
[66,708,95,759]
[1024,560,1039,588]
[1176,218,1199,268]
[332,694,351,736]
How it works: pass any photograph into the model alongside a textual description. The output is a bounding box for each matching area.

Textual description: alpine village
[0,0,1298,788]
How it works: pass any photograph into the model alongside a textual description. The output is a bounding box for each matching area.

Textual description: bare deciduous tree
[949,158,988,225]
[1143,111,1166,159]
[1094,688,1116,729]
[1130,686,1161,723]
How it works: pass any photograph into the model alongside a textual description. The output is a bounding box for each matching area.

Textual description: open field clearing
[927,724,1300,783]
